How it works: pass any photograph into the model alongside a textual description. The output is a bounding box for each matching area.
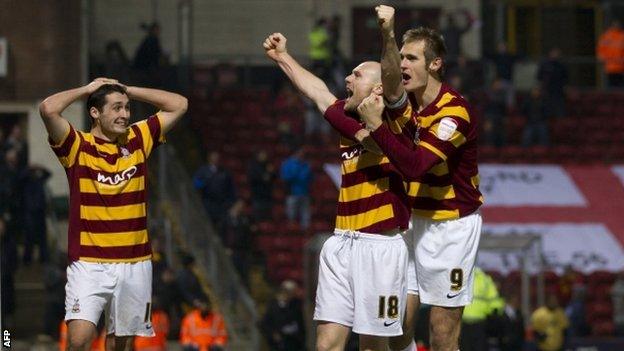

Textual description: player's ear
[89,107,100,121]
[372,83,383,96]
[429,57,443,74]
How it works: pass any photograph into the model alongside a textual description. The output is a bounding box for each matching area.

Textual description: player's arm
[358,93,440,180]
[376,5,406,105]
[125,86,188,134]
[263,33,336,114]
[39,78,117,144]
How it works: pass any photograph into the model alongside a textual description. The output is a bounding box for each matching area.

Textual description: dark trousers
[461,321,487,351]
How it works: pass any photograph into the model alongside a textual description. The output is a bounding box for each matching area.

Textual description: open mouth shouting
[402,72,412,86]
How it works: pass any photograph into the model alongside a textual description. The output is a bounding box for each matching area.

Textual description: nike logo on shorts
[384,321,398,327]
[446,292,461,298]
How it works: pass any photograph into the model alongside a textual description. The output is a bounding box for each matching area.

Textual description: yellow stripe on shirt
[80,203,146,221]
[339,177,389,203]
[406,182,456,200]
[78,150,146,173]
[428,162,449,176]
[420,106,470,128]
[80,230,149,247]
[420,141,447,161]
[336,204,395,230]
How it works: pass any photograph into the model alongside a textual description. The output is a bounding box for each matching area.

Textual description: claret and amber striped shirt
[371,84,483,220]
[50,114,165,263]
[324,100,410,233]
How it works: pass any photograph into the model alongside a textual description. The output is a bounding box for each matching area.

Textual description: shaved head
[358,61,382,84]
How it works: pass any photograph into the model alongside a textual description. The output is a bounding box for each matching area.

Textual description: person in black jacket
[260,280,306,351]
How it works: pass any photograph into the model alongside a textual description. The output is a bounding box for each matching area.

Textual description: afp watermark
[2,329,10,349]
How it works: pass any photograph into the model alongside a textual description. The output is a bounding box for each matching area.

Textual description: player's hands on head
[375,5,395,33]
[86,77,124,94]
[357,92,385,131]
[263,33,287,61]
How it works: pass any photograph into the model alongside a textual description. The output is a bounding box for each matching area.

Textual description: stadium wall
[89,0,481,63]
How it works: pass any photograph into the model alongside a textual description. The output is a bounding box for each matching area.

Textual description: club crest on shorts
[436,117,457,141]
[72,298,80,313]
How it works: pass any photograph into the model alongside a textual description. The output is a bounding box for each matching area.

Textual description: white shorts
[65,260,154,337]
[313,230,409,337]
[407,211,482,307]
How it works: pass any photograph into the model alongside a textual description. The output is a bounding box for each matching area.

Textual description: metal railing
[150,144,259,351]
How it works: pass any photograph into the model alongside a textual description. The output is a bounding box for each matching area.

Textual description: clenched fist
[357,93,385,131]
[263,33,287,61]
[375,5,395,33]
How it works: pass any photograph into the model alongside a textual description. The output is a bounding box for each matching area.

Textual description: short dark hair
[403,27,447,80]
[86,84,128,115]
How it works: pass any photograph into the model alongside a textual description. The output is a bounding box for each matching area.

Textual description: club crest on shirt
[119,146,130,158]
[436,117,458,141]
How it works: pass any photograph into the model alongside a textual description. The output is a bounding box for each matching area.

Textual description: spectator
[133,22,165,88]
[103,40,130,82]
[155,267,183,337]
[611,271,624,336]
[565,285,589,337]
[461,267,503,351]
[304,100,331,140]
[42,253,67,339]
[176,253,209,308]
[484,77,511,147]
[500,293,525,351]
[531,293,569,351]
[133,22,163,72]
[4,124,28,169]
[446,54,485,97]
[537,47,568,119]
[223,200,254,286]
[193,151,237,236]
[309,18,331,82]
[280,147,313,229]
[597,20,624,87]
[277,121,300,152]
[0,218,17,330]
[441,9,476,66]
[521,85,550,147]
[0,148,21,221]
[20,165,51,264]
[248,150,276,221]
[557,265,583,306]
[260,280,305,351]
[489,41,519,84]
[180,297,228,351]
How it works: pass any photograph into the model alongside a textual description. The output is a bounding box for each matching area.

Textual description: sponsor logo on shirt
[97,166,137,186]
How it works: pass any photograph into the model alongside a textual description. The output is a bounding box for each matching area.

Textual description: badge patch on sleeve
[436,117,458,141]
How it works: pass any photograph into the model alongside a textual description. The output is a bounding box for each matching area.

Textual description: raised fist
[375,5,395,33]
[263,33,287,61]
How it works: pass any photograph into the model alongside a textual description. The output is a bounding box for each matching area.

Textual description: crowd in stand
[0,123,50,331]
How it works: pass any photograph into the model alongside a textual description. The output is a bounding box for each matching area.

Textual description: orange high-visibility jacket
[59,321,106,351]
[597,27,624,73]
[180,309,228,351]
[134,310,170,351]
